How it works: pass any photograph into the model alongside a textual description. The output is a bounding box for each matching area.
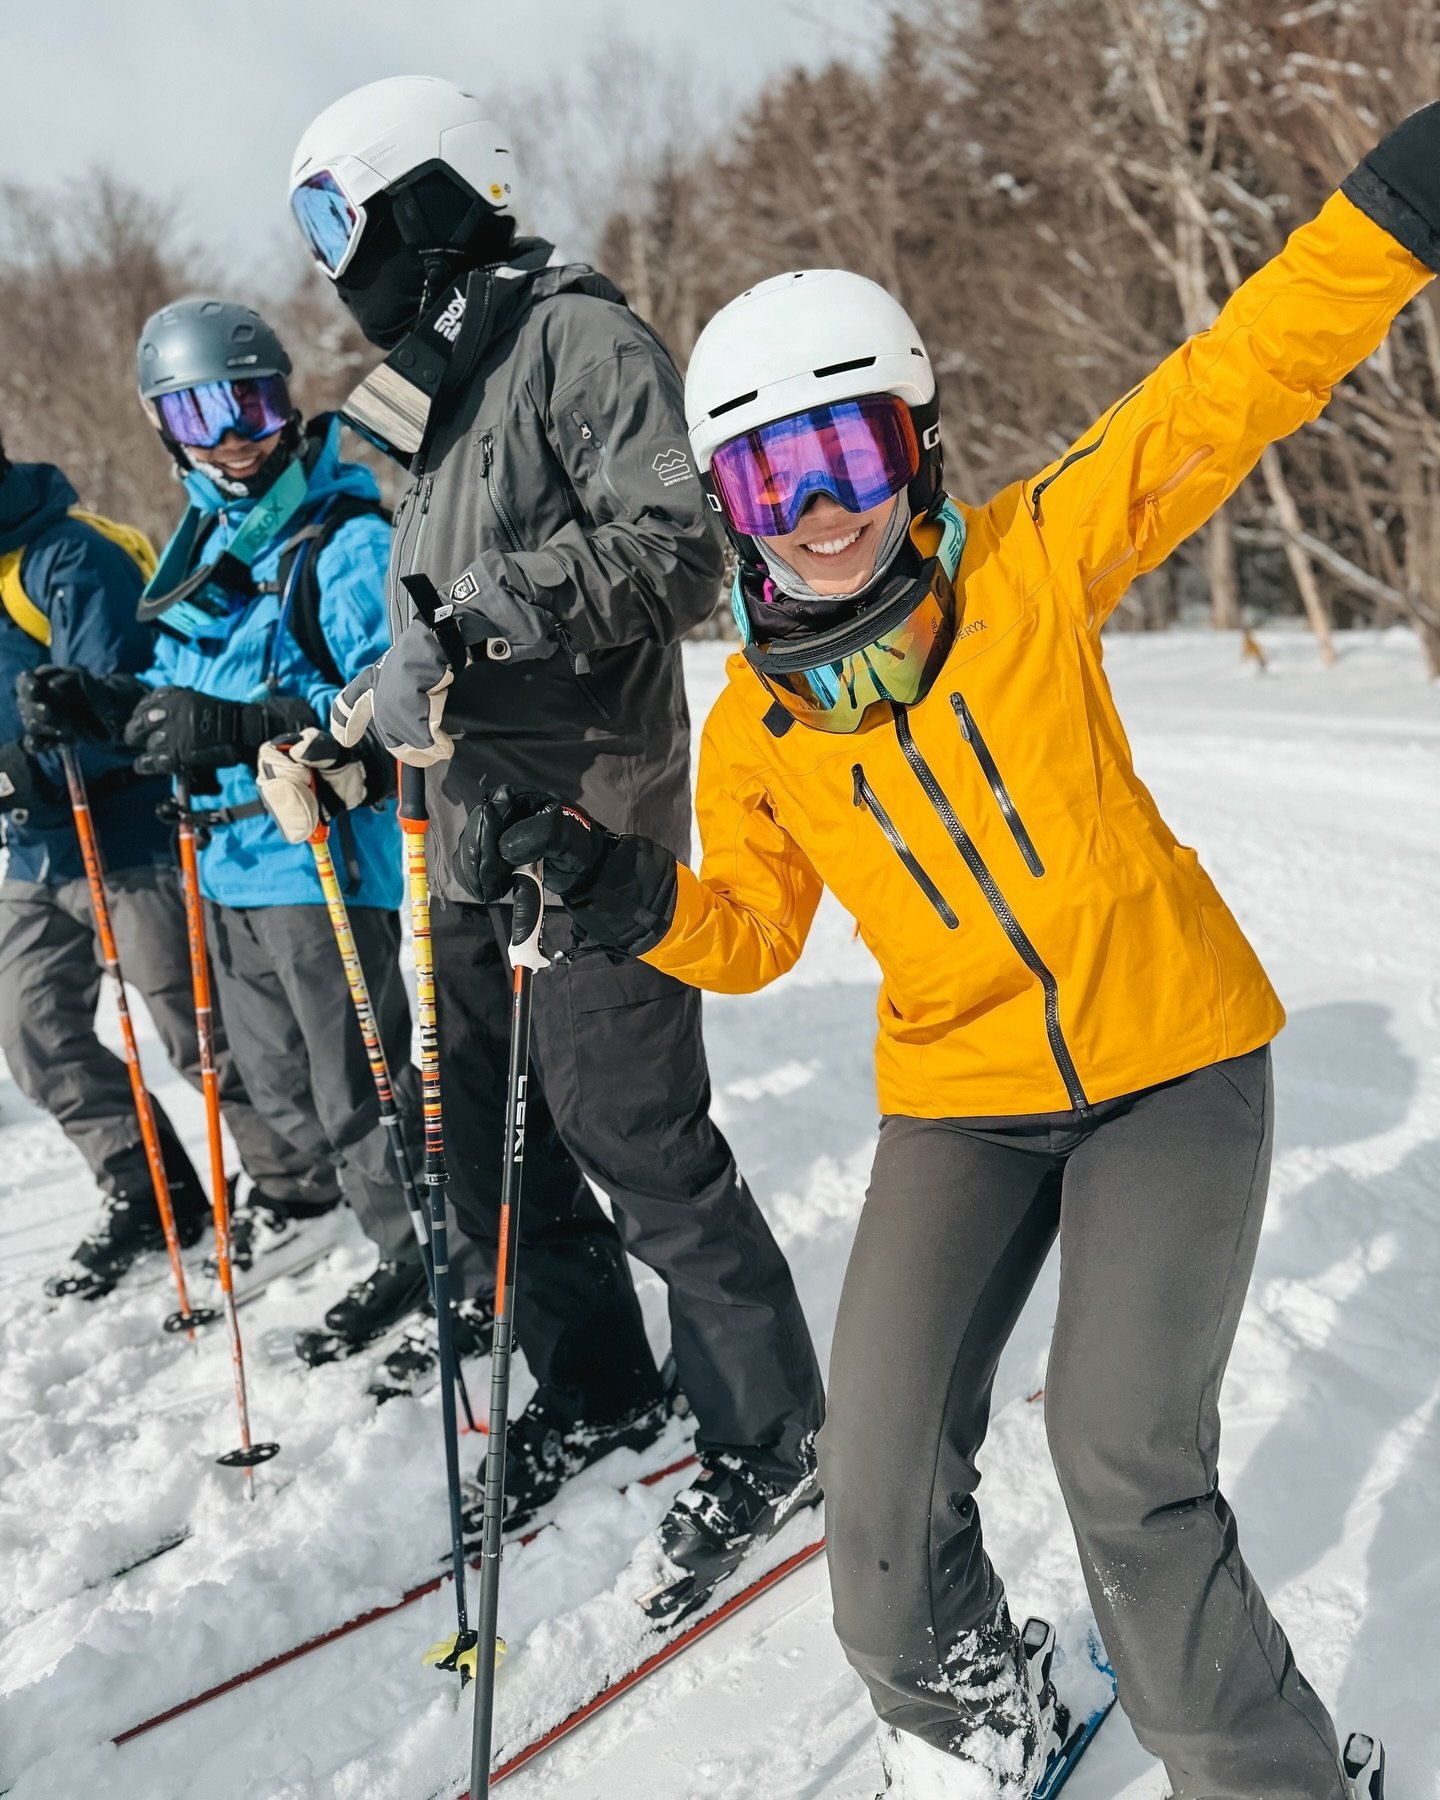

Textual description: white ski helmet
[289,76,517,281]
[685,269,938,477]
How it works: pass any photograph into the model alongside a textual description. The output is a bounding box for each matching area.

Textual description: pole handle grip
[398,760,428,828]
[509,864,546,972]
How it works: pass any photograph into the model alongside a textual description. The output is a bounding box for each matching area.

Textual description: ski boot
[1343,1733,1386,1800]
[876,1601,1053,1799]
[206,1188,344,1281]
[294,1258,428,1366]
[367,1296,496,1404]
[464,1385,671,1537]
[45,1182,209,1301]
[639,1450,822,1625]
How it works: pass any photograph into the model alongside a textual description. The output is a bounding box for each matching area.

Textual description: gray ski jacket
[387,241,724,901]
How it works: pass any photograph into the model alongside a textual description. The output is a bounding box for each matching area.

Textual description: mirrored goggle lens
[290,170,360,275]
[757,584,952,735]
[154,375,292,449]
[711,395,919,538]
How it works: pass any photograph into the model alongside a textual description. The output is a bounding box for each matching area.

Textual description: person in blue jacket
[1,429,321,1298]
[23,300,428,1358]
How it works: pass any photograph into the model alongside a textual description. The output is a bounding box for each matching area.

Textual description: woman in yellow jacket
[452,106,1438,1799]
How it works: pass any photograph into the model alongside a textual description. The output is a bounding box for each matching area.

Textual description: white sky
[1,0,888,276]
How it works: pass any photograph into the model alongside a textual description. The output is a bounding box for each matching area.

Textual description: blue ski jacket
[142,419,402,910]
[0,461,172,884]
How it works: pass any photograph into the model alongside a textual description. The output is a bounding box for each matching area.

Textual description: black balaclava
[336,166,518,350]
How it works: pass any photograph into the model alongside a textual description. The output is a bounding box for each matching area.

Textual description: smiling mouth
[796,523,867,559]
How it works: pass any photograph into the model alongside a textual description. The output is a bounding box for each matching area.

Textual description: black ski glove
[15,666,147,751]
[123,687,318,778]
[453,785,679,957]
[0,740,42,814]
[1343,101,1440,272]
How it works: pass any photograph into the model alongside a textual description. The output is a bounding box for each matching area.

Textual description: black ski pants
[0,864,326,1213]
[204,901,422,1264]
[819,1048,1347,1799]
[433,901,825,1483]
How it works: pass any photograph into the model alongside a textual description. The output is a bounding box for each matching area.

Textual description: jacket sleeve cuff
[1342,102,1440,273]
[445,550,559,663]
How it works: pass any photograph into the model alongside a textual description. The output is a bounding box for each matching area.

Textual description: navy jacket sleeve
[25,523,151,791]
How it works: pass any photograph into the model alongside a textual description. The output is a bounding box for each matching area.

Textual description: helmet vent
[709,389,759,419]
[812,355,876,379]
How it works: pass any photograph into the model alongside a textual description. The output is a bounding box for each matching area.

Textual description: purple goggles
[154,375,292,450]
[710,394,919,539]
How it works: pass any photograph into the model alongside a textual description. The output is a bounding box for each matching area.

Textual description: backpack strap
[274,495,390,691]
[0,548,51,643]
[1,509,158,646]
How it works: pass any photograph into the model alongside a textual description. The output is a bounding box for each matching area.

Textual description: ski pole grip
[509,863,546,972]
[397,760,428,830]
[400,571,467,674]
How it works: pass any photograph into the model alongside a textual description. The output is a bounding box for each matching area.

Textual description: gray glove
[330,617,464,767]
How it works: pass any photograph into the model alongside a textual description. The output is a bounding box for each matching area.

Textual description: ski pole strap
[509,863,546,973]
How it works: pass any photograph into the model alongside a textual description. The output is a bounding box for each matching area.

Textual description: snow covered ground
[1,628,1437,1800]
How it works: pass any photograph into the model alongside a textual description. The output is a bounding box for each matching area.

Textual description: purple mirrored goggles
[709,394,920,539]
[153,375,293,450]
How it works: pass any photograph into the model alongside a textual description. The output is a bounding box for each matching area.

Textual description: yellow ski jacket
[640,192,1431,1118]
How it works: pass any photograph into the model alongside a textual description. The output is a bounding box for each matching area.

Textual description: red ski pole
[173,776,279,1494]
[58,746,216,1339]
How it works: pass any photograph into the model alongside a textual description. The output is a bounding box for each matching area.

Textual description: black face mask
[335,171,517,351]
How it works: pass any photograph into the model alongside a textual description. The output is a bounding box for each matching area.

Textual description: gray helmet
[136,296,292,400]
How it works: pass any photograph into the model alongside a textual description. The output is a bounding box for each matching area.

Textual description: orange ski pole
[58,746,216,1339]
[174,776,279,1494]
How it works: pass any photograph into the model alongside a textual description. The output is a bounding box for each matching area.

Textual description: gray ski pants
[0,865,329,1207]
[203,900,422,1264]
[819,1048,1347,1799]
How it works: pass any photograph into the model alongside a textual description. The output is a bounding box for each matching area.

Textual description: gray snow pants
[433,903,825,1483]
[819,1048,1347,1800]
[0,865,328,1209]
[204,900,421,1264]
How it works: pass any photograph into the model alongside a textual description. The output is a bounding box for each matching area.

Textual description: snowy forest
[4,0,1440,666]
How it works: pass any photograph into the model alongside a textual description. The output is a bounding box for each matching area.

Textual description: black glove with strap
[0,740,43,815]
[1343,101,1440,272]
[15,666,147,751]
[453,785,678,957]
[123,687,317,779]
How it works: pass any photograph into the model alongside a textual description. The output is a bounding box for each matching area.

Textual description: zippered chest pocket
[852,764,959,929]
[949,693,1044,877]
[478,431,524,554]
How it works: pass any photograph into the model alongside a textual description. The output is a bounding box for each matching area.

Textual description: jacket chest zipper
[852,765,959,929]
[390,471,432,617]
[893,712,1090,1113]
[949,694,1045,876]
[480,432,524,554]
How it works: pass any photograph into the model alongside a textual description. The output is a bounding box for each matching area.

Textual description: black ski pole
[398,756,477,1678]
[469,862,546,1793]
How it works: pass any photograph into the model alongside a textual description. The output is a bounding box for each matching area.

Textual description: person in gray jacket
[288,76,825,1560]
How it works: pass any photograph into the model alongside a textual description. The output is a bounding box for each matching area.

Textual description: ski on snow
[109,1449,699,1749]
[1027,1616,1117,1799]
[441,1533,828,1796]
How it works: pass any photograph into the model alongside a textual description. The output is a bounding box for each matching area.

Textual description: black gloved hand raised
[16,666,147,751]
[123,687,316,779]
[453,785,679,957]
[1343,100,1440,272]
